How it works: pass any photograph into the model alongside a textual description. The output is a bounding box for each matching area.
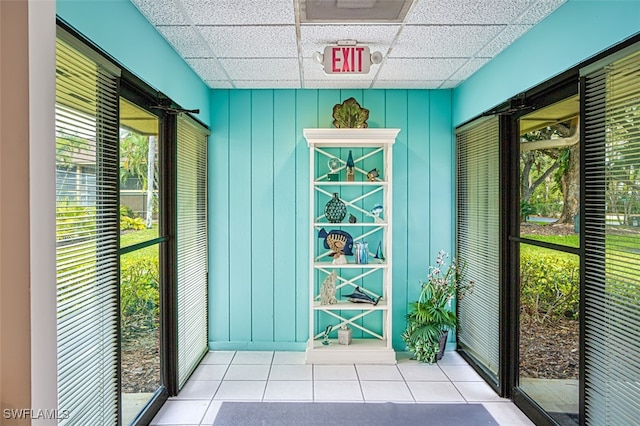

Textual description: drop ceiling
[131,0,567,89]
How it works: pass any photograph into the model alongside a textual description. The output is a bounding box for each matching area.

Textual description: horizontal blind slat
[56,32,120,425]
[583,47,640,424]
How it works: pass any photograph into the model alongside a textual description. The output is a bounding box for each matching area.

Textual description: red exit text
[323,45,371,74]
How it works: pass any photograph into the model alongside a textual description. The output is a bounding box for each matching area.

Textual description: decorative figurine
[371,204,384,222]
[348,213,357,223]
[332,97,369,129]
[367,168,379,182]
[338,325,352,345]
[343,286,381,305]
[320,270,338,305]
[346,150,355,182]
[322,325,332,345]
[374,240,385,261]
[327,157,341,181]
[318,228,354,265]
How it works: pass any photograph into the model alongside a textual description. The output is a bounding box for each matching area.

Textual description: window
[456,116,501,380]
[56,27,121,424]
[176,115,209,388]
[582,45,640,424]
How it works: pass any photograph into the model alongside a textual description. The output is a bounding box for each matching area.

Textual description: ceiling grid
[131,0,567,89]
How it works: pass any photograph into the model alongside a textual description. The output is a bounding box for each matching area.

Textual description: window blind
[176,115,209,388]
[56,29,120,424]
[583,46,640,425]
[456,116,501,377]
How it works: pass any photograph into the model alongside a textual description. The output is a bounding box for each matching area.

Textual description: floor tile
[152,351,532,425]
[455,381,505,402]
[174,380,220,399]
[149,399,209,425]
[398,364,449,381]
[440,365,484,382]
[273,351,306,364]
[224,364,270,380]
[200,401,224,425]
[213,380,266,401]
[314,364,357,380]
[269,364,312,380]
[356,364,403,381]
[264,380,313,401]
[360,380,414,402]
[313,380,363,401]
[231,351,274,365]
[201,351,235,365]
[437,351,468,366]
[189,364,228,381]
[395,351,416,364]
[483,402,536,426]
[407,381,465,402]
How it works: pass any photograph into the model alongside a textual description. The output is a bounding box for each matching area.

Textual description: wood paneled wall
[209,89,453,351]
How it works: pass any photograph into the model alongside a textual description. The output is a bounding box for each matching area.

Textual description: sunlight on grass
[121,225,160,258]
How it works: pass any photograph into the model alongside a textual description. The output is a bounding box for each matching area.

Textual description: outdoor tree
[120,131,157,228]
[520,119,579,223]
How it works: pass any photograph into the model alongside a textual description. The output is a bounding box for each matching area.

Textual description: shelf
[313,181,388,186]
[313,222,387,227]
[304,128,400,147]
[313,300,388,310]
[305,338,396,364]
[306,128,396,367]
[313,262,387,269]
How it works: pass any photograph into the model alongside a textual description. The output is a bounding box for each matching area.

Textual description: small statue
[320,271,338,305]
[371,204,383,222]
[367,168,379,182]
[343,286,381,305]
[318,228,354,264]
[322,325,332,345]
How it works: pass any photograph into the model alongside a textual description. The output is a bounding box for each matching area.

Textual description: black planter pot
[436,330,449,361]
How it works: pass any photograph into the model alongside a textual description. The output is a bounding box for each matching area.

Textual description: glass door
[119,98,165,424]
[516,96,580,425]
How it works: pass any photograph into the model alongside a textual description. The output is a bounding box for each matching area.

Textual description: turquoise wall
[454,0,640,126]
[56,0,210,125]
[208,89,454,350]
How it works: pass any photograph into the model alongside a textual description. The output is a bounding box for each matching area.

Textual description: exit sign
[323,45,371,74]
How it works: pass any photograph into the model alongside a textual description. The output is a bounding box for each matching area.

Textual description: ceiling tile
[184,58,229,81]
[156,26,211,58]
[407,0,535,25]
[299,25,400,57]
[304,80,372,89]
[198,26,298,58]
[477,25,532,57]
[439,80,463,89]
[372,80,445,89]
[234,80,301,89]
[376,58,468,80]
[205,80,234,89]
[219,58,300,80]
[181,0,294,25]
[131,0,189,25]
[449,57,491,80]
[516,0,567,24]
[391,25,504,58]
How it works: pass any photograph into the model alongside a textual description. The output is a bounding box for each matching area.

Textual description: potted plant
[402,250,473,363]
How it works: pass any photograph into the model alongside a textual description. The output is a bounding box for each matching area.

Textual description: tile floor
[150,350,534,425]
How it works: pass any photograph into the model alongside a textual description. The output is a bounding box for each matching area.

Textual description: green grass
[520,234,580,261]
[120,226,160,259]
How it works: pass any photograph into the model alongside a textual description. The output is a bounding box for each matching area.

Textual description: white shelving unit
[304,128,400,364]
